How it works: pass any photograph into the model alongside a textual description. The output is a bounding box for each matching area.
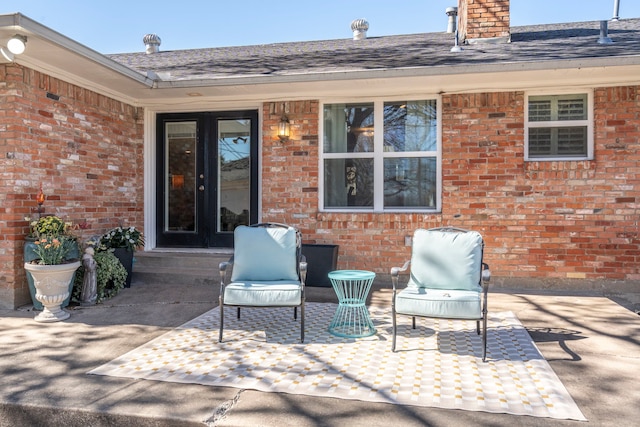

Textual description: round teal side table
[328,270,376,338]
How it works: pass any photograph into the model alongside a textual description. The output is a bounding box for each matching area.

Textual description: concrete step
[132,250,232,286]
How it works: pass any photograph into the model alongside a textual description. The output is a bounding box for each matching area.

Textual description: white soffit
[0,13,152,105]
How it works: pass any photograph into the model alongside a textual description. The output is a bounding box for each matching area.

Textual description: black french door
[155,111,258,247]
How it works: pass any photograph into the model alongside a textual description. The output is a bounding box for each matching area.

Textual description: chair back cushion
[231,225,299,282]
[408,229,483,291]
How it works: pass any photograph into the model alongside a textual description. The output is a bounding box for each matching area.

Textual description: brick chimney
[457,0,510,44]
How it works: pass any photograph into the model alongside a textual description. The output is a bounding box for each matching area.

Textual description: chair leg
[219,304,224,343]
[294,306,297,320]
[476,320,480,335]
[482,315,488,362]
[237,307,241,319]
[300,303,305,343]
[412,316,416,329]
[392,310,397,352]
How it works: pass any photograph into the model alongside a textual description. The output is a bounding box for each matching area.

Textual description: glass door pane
[165,121,197,232]
[218,119,251,232]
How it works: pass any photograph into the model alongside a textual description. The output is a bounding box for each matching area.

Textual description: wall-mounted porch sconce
[7,34,27,55]
[278,113,290,142]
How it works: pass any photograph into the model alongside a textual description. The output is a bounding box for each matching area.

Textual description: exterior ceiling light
[7,34,27,55]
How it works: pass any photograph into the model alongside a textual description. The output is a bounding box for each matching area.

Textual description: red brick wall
[441,90,637,282]
[459,0,511,41]
[0,64,144,308]
[261,90,639,284]
[2,67,637,308]
[261,101,320,226]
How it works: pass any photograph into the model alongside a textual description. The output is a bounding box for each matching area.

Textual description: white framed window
[525,91,593,161]
[320,98,441,212]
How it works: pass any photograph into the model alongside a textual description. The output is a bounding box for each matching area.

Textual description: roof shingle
[106,19,640,81]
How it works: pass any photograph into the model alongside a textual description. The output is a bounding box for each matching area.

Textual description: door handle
[199,185,205,191]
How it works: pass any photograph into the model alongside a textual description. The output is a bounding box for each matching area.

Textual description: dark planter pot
[113,247,134,288]
[301,244,339,287]
[24,238,80,310]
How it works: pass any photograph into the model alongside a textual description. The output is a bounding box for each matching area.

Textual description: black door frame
[155,110,259,247]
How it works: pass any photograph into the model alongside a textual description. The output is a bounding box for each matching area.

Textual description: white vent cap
[143,34,161,54]
[351,18,369,40]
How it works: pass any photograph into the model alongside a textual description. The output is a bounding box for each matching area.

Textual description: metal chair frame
[391,227,490,361]
[218,223,307,343]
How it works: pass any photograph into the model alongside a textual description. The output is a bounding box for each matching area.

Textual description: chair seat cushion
[223,280,302,306]
[395,287,481,319]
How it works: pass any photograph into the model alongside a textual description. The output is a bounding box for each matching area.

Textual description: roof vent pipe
[351,18,369,40]
[612,0,621,21]
[446,7,458,33]
[598,20,613,44]
[450,29,463,52]
[143,34,161,54]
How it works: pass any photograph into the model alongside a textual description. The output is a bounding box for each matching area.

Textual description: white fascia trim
[152,55,640,89]
[143,101,263,114]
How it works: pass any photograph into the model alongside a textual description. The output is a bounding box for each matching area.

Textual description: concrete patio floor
[0,279,638,427]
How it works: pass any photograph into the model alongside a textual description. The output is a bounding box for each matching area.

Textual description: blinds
[529,94,586,122]
[528,94,588,157]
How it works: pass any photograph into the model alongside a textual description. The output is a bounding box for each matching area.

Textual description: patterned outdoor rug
[89,303,586,421]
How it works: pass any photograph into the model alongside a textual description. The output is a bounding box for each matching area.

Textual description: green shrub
[73,250,127,303]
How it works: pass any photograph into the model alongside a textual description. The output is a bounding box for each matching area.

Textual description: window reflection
[384,100,437,152]
[166,122,196,232]
[324,158,374,208]
[323,103,374,154]
[323,99,439,211]
[323,103,376,208]
[384,158,436,208]
[218,119,251,232]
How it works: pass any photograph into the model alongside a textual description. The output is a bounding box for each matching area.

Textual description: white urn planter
[24,261,81,323]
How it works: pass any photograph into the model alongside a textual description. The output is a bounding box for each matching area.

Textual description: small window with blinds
[525,93,593,160]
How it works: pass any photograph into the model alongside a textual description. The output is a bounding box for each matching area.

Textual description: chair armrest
[390,260,411,291]
[481,262,490,291]
[299,261,307,286]
[219,257,234,285]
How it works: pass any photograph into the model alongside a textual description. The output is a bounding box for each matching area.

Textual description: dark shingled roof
[106,19,640,81]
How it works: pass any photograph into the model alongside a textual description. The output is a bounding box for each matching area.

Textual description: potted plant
[24,215,80,322]
[29,214,68,237]
[98,226,144,288]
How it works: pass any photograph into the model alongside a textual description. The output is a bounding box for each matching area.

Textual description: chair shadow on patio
[525,327,586,361]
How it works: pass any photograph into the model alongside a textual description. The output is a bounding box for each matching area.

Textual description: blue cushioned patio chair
[390,227,491,361]
[218,223,307,343]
